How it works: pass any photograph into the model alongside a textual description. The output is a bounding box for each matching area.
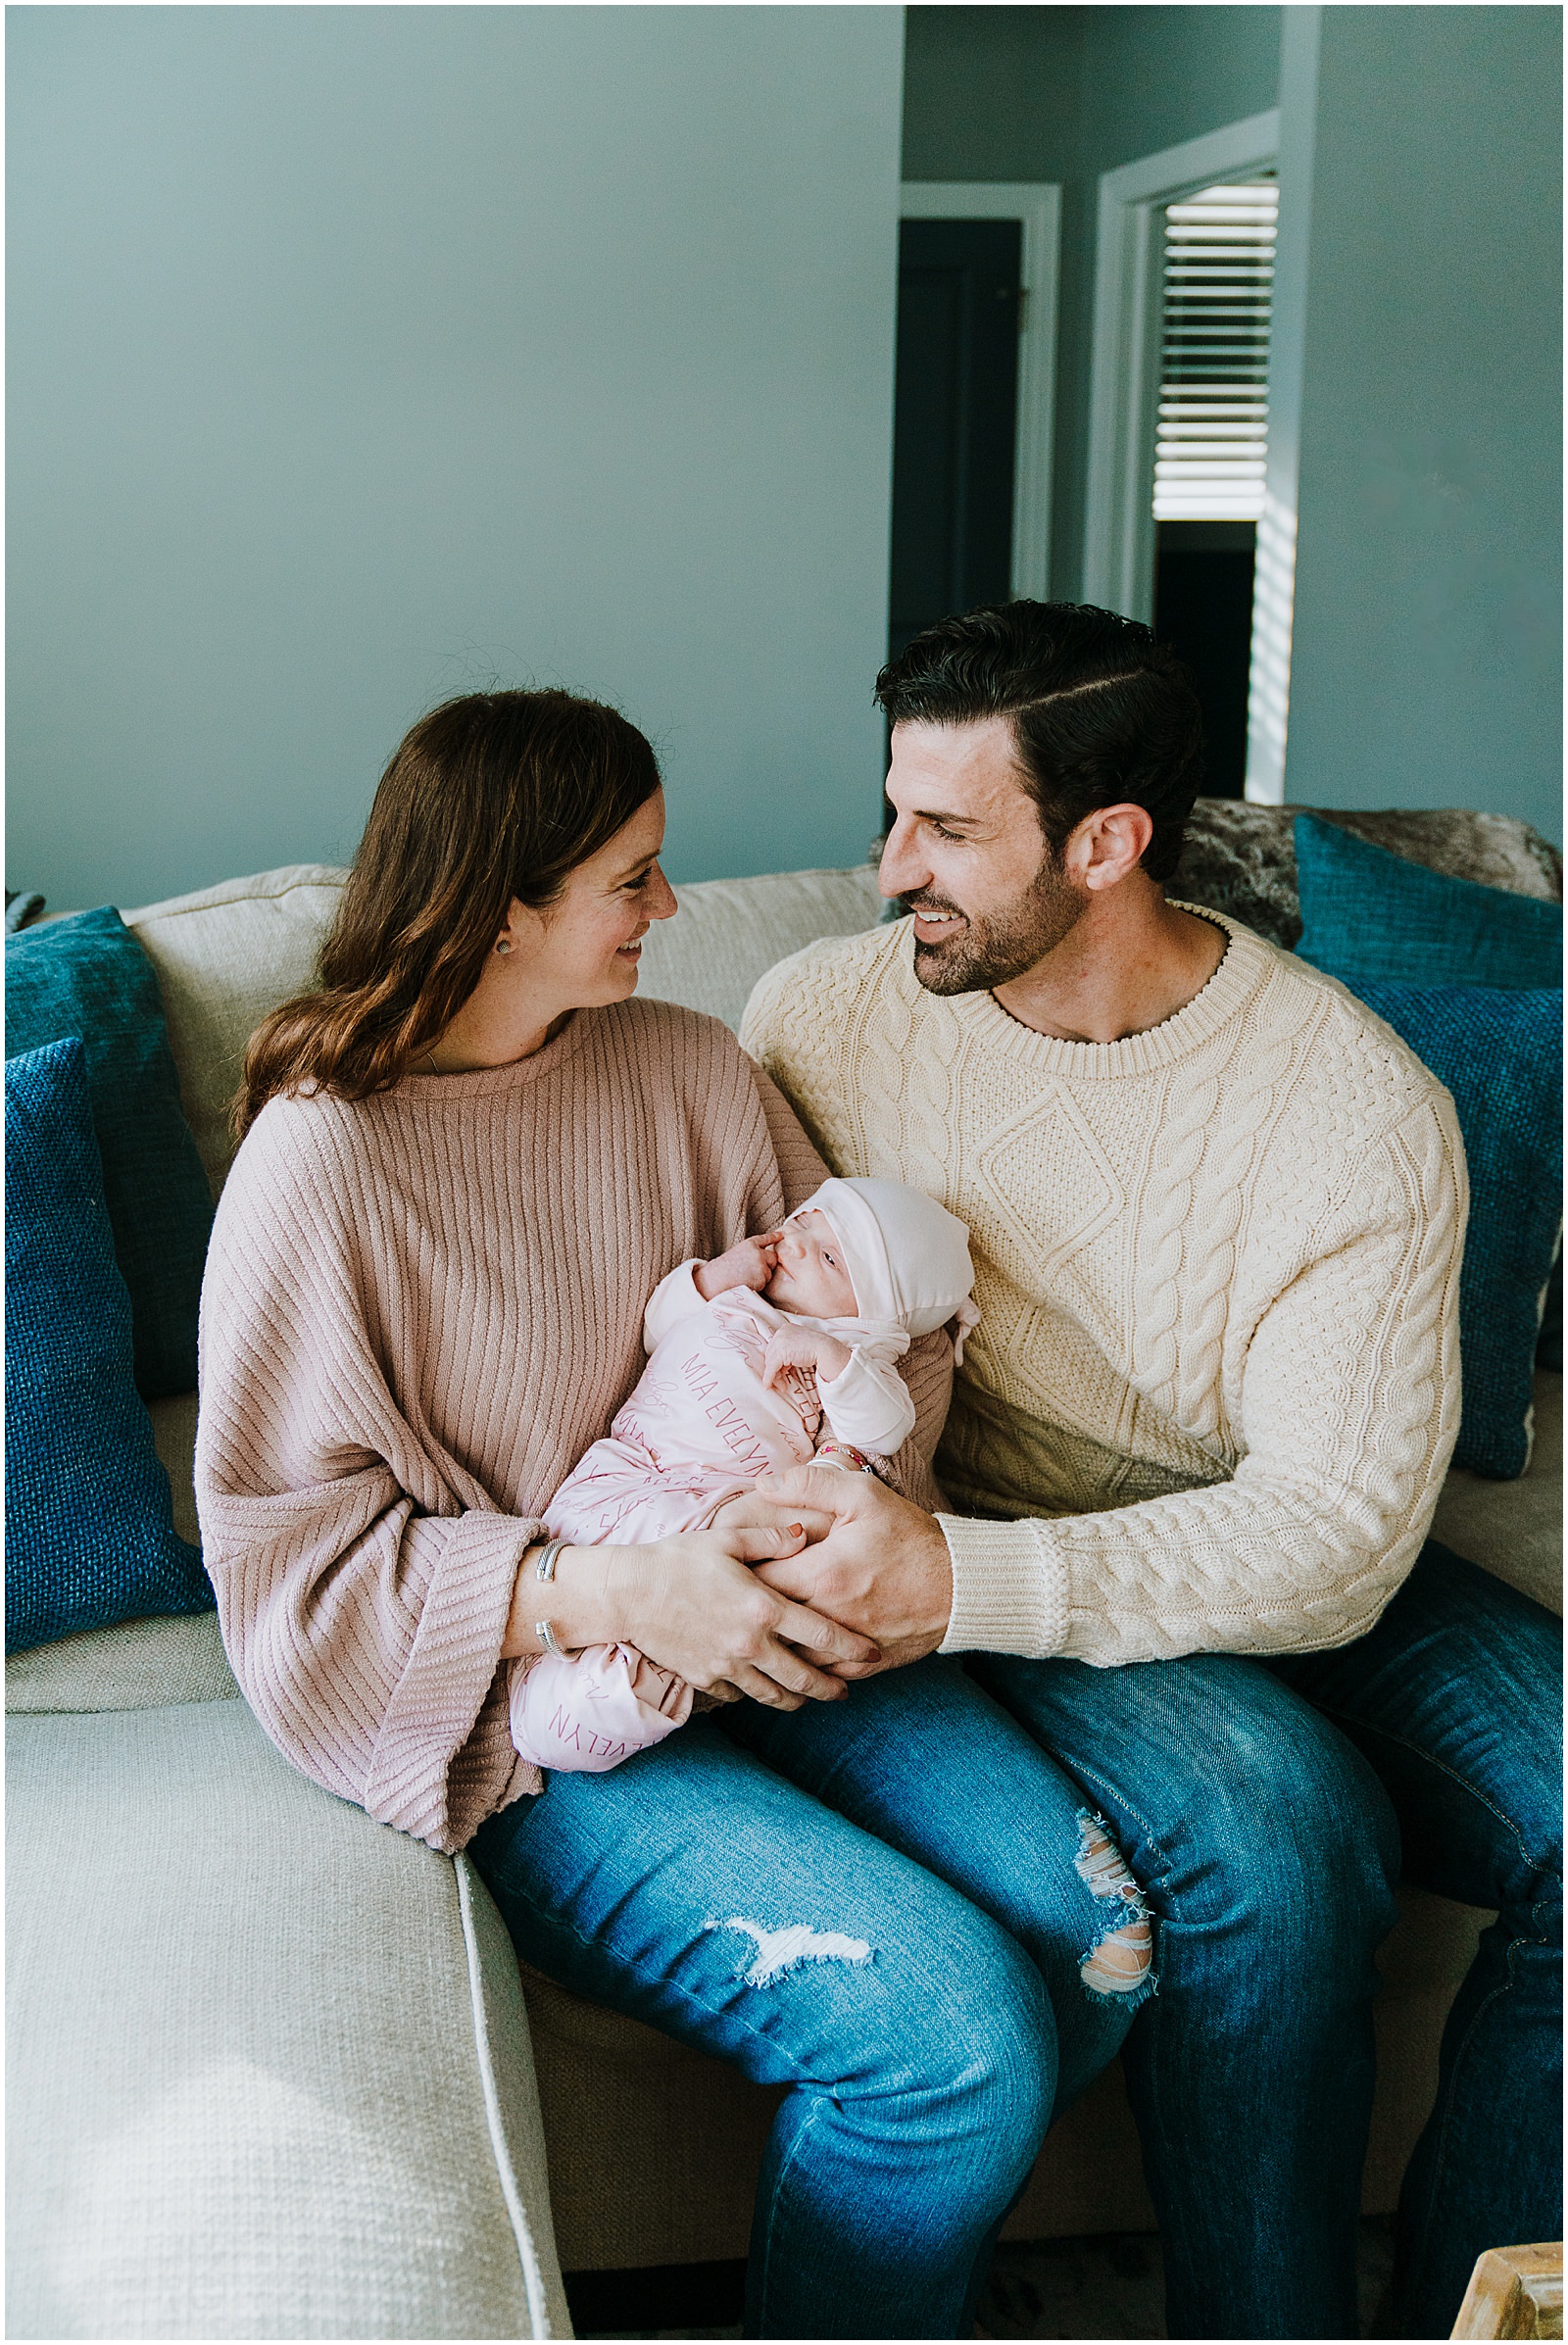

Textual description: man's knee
[1146,1676,1401,1975]
[974,1650,1400,1977]
[1186,1687,1396,1941]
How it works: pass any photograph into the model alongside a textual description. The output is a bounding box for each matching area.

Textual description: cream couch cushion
[7,1698,568,2339]
[126,866,349,1196]
[636,864,883,1030]
[5,1611,237,1715]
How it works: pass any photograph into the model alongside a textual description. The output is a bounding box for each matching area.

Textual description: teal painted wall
[8,7,905,911]
[902,6,1282,598]
[1284,7,1562,843]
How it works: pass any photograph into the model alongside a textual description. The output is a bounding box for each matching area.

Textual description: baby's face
[764,1210,858,1319]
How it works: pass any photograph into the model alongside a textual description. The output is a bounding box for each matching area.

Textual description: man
[742,601,1561,2340]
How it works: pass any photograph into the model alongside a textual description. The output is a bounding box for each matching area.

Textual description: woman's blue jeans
[470,1656,1148,2340]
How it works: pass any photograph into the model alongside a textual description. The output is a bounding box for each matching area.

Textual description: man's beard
[901,850,1087,996]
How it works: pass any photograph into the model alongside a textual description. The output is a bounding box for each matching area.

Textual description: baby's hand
[762,1327,852,1393]
[694,1233,780,1300]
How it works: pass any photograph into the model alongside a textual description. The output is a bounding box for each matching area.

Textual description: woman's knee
[887,1908,1057,2186]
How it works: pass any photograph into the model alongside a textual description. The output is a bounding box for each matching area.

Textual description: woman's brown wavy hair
[236,689,662,1139]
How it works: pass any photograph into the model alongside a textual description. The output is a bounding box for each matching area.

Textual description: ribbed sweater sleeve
[195,1106,542,1850]
[751,1062,832,1211]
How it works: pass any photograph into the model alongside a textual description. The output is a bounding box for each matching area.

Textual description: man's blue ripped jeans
[469,1656,1152,2339]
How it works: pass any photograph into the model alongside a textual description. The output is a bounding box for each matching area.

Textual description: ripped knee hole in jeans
[1074,1810,1156,2005]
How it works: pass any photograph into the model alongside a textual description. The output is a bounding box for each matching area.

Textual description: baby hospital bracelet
[816,1442,877,1475]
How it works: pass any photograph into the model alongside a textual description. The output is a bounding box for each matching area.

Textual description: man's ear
[1070,804,1154,892]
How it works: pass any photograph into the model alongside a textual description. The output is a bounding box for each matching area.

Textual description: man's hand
[761,1326,852,1394]
[751,1464,953,1675]
[694,1232,780,1300]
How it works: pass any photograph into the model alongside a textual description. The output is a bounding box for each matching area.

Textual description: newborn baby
[510,1177,978,1774]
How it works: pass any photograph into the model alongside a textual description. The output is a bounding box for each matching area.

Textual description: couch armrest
[7,1699,569,2339]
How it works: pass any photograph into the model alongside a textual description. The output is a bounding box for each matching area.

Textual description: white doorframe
[899,182,1061,601]
[1081,111,1281,631]
[1246,8,1321,806]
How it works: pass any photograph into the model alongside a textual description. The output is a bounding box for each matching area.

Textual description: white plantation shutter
[1153,177,1277,521]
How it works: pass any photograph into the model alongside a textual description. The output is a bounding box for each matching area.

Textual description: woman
[197,689,1152,2340]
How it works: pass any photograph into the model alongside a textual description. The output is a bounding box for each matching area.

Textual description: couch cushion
[1295,814,1564,991]
[1172,803,1561,952]
[124,866,349,1196]
[6,1698,567,2339]
[1348,985,1561,1480]
[5,1039,212,1655]
[6,908,216,1397]
[636,865,884,1031]
[5,1395,237,1712]
[5,1611,237,1714]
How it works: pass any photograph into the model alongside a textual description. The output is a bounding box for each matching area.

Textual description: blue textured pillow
[5,1037,212,1653]
[6,907,214,1398]
[1295,815,1562,992]
[1349,985,1562,1480]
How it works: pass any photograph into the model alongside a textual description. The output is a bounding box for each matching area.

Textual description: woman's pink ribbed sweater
[195,998,951,1853]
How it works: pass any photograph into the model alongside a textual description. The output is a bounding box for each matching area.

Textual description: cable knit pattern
[196,998,948,1851]
[742,910,1467,1666]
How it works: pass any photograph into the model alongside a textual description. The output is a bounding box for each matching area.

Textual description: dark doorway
[1152,520,1255,798]
[888,218,1023,665]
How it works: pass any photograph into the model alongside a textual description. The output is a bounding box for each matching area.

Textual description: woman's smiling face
[511,788,678,1012]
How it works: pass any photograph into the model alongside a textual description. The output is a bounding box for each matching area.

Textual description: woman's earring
[495,938,513,956]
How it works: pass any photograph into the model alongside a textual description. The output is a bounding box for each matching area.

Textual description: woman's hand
[505,1512,873,1708]
[607,1517,878,1709]
[693,1232,780,1300]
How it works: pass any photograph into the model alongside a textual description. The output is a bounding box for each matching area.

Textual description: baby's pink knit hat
[791,1178,981,1363]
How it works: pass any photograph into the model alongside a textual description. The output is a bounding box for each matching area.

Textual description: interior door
[888,218,1023,665]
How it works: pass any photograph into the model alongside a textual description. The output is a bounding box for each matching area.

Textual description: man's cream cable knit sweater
[195,997,952,1852]
[742,909,1467,1666]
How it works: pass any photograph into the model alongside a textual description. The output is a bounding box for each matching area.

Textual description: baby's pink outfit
[508,1259,915,1773]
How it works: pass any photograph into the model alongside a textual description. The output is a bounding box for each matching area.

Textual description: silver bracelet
[534,1619,566,1659]
[533,1537,569,1584]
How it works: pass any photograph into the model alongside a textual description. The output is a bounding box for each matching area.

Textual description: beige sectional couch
[7,808,1561,2336]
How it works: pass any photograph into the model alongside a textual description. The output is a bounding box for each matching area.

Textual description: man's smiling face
[876,714,1088,995]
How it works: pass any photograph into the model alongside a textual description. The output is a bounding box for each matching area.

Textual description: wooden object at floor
[1451,2244,1564,2339]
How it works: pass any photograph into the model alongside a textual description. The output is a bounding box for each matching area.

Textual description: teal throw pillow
[1350,985,1561,1481]
[6,1037,213,1653]
[1295,816,1562,992]
[6,906,214,1398]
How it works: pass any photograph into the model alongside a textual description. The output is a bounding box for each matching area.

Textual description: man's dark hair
[875,602,1205,884]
